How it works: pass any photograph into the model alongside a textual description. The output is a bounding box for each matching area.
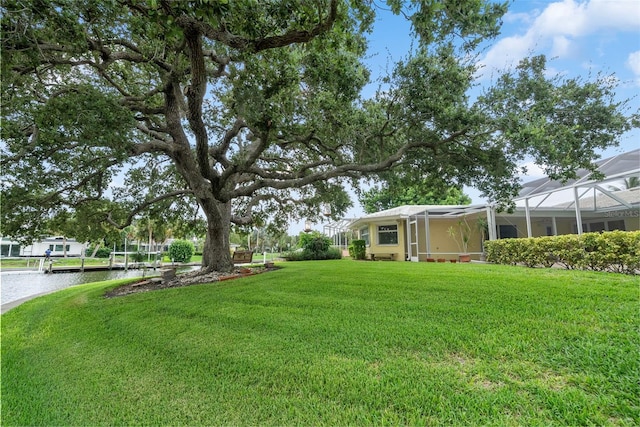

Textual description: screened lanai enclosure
[323,218,356,256]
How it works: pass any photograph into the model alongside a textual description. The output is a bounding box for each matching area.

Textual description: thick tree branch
[210,117,247,169]
[105,189,194,229]
[174,0,338,52]
[230,193,299,225]
[227,129,469,199]
[182,27,216,186]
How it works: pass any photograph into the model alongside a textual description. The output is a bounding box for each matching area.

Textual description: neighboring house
[343,149,640,262]
[0,237,21,257]
[1,236,86,258]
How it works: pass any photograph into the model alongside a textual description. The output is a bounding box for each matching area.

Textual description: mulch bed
[104,264,280,298]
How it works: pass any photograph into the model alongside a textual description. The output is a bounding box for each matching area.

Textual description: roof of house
[551,186,640,210]
[517,149,640,199]
[348,204,487,229]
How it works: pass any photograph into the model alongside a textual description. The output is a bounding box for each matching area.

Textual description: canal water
[1,269,162,306]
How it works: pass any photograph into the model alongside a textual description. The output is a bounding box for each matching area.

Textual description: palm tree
[608,176,640,191]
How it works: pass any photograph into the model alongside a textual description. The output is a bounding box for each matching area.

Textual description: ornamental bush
[85,246,112,258]
[485,231,640,275]
[283,232,342,261]
[348,240,367,260]
[168,239,195,263]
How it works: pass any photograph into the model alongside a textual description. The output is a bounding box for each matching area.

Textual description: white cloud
[551,35,572,57]
[477,32,538,75]
[518,162,547,179]
[582,0,640,33]
[627,50,640,76]
[534,0,639,37]
[503,11,535,25]
[479,0,640,75]
[534,0,588,37]
[628,50,640,86]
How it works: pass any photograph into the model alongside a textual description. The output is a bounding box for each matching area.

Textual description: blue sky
[327,0,640,224]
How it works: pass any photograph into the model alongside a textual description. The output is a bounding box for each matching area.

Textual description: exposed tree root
[104,265,279,298]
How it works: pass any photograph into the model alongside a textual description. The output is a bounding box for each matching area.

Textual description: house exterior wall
[0,238,21,257]
[420,217,483,260]
[357,215,485,261]
[362,220,407,261]
[624,216,640,231]
[20,238,85,257]
[556,218,577,235]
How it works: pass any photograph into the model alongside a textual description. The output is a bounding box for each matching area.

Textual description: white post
[551,216,558,236]
[486,206,497,241]
[524,198,533,238]
[81,245,85,272]
[406,217,412,260]
[574,187,583,235]
[148,225,153,263]
[424,211,431,257]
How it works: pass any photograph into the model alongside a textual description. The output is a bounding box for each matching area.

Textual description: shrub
[85,246,112,258]
[168,239,195,263]
[348,240,367,260]
[547,234,582,269]
[131,252,146,263]
[485,231,640,275]
[284,232,342,261]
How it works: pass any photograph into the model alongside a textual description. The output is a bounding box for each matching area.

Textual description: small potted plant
[447,215,474,263]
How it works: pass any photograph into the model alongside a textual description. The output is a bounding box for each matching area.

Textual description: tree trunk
[90,243,101,258]
[201,199,234,272]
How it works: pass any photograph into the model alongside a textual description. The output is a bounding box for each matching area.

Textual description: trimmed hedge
[485,230,640,275]
[85,246,112,258]
[348,240,367,260]
[283,232,342,261]
[168,239,195,263]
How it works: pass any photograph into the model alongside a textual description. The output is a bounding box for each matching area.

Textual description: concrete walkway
[1,290,58,314]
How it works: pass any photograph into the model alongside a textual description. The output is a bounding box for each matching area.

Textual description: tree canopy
[359,174,471,214]
[1,0,636,272]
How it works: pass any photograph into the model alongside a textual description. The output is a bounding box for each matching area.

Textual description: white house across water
[0,236,86,258]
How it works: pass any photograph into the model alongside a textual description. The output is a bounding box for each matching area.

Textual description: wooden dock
[44,263,160,274]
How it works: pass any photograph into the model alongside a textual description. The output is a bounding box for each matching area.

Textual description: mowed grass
[2,261,638,426]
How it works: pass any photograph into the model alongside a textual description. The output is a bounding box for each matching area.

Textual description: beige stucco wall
[358,214,485,261]
[625,216,640,231]
[420,218,483,258]
[362,219,406,261]
[555,218,576,235]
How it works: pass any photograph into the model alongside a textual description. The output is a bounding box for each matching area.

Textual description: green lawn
[2,261,638,425]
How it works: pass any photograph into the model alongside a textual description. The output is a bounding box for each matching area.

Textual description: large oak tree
[1,0,635,272]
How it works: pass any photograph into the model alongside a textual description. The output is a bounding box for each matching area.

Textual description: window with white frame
[575,219,627,233]
[377,224,398,245]
[359,227,370,246]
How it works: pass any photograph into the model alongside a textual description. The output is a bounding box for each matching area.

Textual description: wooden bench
[370,253,396,261]
[232,250,254,264]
